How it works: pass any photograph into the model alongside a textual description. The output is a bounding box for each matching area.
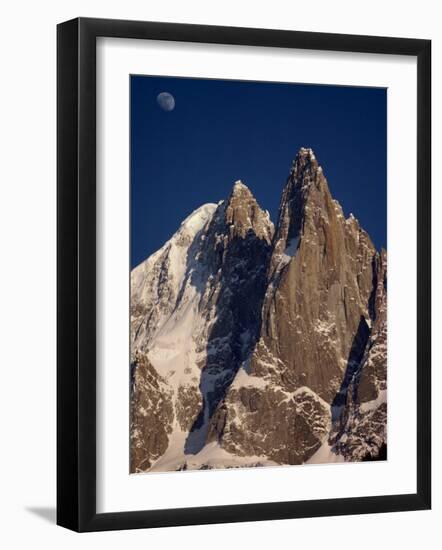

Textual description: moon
[157,92,175,112]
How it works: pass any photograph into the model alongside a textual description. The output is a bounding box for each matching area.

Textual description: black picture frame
[57,17,431,532]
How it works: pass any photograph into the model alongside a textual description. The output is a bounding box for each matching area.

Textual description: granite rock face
[130,353,174,472]
[130,148,387,472]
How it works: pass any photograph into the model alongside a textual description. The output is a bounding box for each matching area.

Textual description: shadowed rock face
[184,182,274,454]
[130,148,387,472]
[330,249,387,461]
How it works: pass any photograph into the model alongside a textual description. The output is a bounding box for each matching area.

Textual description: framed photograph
[57,17,431,532]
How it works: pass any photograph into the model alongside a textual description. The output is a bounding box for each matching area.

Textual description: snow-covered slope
[131,203,217,353]
[131,204,219,471]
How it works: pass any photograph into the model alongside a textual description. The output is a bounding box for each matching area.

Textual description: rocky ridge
[130,148,387,472]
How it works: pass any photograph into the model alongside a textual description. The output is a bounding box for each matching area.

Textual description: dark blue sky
[131,76,386,268]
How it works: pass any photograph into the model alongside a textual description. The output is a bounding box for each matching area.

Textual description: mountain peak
[268,148,335,278]
[274,148,325,237]
[290,147,321,179]
[233,179,248,189]
[229,179,253,199]
[298,146,316,159]
[225,179,273,243]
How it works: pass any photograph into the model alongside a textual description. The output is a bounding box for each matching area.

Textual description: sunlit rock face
[130,148,387,472]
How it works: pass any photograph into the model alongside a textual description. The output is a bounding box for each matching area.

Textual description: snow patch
[149,437,278,472]
[359,389,387,413]
[306,439,346,464]
[231,366,269,390]
[283,236,300,260]
[179,203,218,235]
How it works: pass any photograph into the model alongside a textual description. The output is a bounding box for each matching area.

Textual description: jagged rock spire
[224,179,274,243]
[270,147,330,277]
[279,148,328,237]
